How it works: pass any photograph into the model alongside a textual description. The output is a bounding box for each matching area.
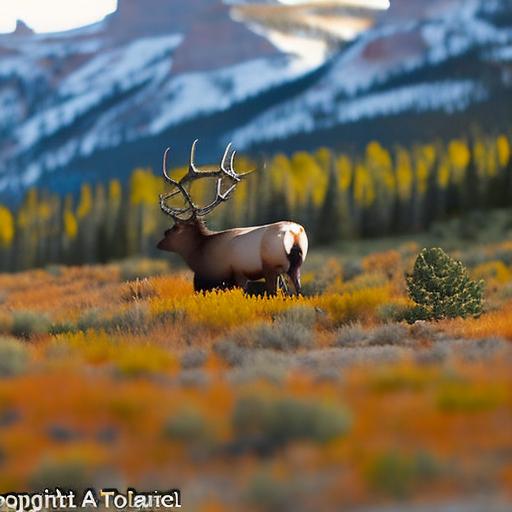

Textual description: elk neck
[178,218,215,266]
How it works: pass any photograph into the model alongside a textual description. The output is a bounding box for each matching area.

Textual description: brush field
[0,227,512,511]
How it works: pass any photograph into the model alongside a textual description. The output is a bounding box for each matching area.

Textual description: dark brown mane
[192,217,213,236]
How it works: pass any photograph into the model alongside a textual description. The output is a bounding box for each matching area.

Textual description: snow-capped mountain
[229,0,512,151]
[0,0,322,197]
[1,0,511,201]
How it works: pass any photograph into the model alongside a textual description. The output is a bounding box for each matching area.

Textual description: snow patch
[229,80,489,147]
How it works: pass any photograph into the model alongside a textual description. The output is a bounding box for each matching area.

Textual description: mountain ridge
[1,0,511,203]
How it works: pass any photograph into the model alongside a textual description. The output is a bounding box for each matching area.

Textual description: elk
[156,140,308,295]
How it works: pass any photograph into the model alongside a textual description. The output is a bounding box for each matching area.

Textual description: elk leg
[194,274,226,292]
[287,245,303,295]
[234,273,249,291]
[263,270,278,296]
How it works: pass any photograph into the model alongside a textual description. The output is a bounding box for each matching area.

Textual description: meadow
[0,213,511,511]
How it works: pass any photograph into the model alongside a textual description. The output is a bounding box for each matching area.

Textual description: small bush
[366,452,441,499]
[437,383,507,412]
[122,278,157,301]
[165,407,208,443]
[274,306,317,329]
[49,321,77,335]
[367,323,410,347]
[76,309,104,332]
[106,302,150,334]
[0,337,29,377]
[180,349,207,369]
[245,470,294,512]
[29,456,92,491]
[11,311,51,339]
[120,258,169,281]
[318,286,390,326]
[406,247,484,321]
[232,395,350,448]
[213,340,246,366]
[333,322,367,347]
[235,321,313,352]
[378,302,412,323]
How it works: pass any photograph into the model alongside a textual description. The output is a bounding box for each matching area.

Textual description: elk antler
[159,139,254,221]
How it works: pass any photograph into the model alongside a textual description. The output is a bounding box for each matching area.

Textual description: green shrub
[48,321,77,335]
[333,322,367,347]
[11,311,51,339]
[106,302,150,334]
[165,407,208,443]
[366,452,441,499]
[245,470,294,512]
[232,395,350,448]
[367,323,410,347]
[29,456,91,491]
[406,247,484,321]
[377,302,411,322]
[233,321,313,352]
[437,383,507,412]
[0,337,29,377]
[76,308,103,332]
[274,306,317,329]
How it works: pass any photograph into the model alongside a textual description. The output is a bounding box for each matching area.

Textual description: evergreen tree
[406,247,484,321]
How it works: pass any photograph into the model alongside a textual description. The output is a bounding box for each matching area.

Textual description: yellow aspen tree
[353,163,375,208]
[0,206,14,247]
[76,184,93,220]
[63,209,78,241]
[497,134,511,168]
[437,156,451,189]
[395,147,413,201]
[448,139,470,184]
[336,154,353,192]
[290,151,327,208]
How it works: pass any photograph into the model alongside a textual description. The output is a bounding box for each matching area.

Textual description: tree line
[0,132,510,272]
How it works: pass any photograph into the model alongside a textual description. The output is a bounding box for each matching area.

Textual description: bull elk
[156,140,308,295]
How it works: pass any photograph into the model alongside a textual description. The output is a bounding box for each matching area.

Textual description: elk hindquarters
[193,274,235,292]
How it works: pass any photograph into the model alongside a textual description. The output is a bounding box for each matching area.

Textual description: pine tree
[406,247,484,321]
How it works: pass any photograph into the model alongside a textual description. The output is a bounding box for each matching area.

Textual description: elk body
[157,141,308,295]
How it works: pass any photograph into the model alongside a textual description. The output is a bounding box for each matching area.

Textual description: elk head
[156,139,253,257]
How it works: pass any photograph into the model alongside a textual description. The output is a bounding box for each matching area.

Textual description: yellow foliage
[366,142,395,193]
[362,250,402,277]
[437,157,450,189]
[0,205,14,247]
[130,168,159,206]
[336,155,353,191]
[414,144,436,195]
[353,164,375,207]
[63,209,78,240]
[395,148,413,200]
[76,184,93,219]
[316,286,391,325]
[472,260,511,284]
[151,289,296,329]
[366,141,392,170]
[448,139,470,169]
[109,179,122,203]
[290,152,327,207]
[497,135,511,168]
